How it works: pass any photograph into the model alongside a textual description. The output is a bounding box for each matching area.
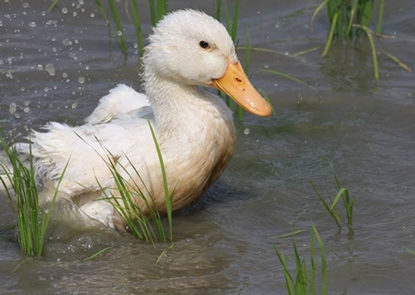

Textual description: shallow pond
[1,0,415,294]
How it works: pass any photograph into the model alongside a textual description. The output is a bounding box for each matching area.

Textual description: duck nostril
[235,77,242,83]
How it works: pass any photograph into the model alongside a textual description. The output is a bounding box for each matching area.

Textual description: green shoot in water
[311,0,409,80]
[309,173,355,231]
[275,225,327,295]
[0,139,68,257]
[95,120,174,245]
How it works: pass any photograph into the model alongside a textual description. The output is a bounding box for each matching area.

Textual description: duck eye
[199,41,210,49]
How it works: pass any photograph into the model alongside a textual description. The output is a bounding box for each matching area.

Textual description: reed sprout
[313,0,392,80]
[0,139,68,257]
[309,173,355,231]
[96,120,174,245]
[275,225,327,295]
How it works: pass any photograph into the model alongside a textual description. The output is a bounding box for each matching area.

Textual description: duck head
[144,9,272,117]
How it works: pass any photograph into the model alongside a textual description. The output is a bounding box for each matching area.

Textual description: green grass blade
[346,0,358,37]
[354,24,379,80]
[274,247,295,295]
[310,228,316,295]
[259,69,316,91]
[321,12,339,58]
[270,230,305,239]
[94,0,114,50]
[376,0,384,34]
[311,0,329,25]
[329,187,347,211]
[224,2,230,32]
[312,224,327,295]
[215,0,221,21]
[309,179,341,228]
[147,119,173,243]
[291,46,320,57]
[84,246,114,261]
[131,0,144,56]
[149,0,156,26]
[257,88,277,118]
[155,244,173,264]
[230,0,239,44]
[108,0,128,53]
[362,0,373,27]
[404,247,415,257]
[382,50,412,73]
[38,159,69,256]
[47,0,60,13]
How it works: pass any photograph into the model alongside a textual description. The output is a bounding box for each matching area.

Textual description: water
[1,0,415,294]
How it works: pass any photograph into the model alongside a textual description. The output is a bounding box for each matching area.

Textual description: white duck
[13,10,271,229]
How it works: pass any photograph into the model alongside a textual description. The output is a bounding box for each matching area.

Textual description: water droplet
[28,21,36,27]
[73,11,77,17]
[22,2,29,8]
[9,102,17,114]
[78,0,84,4]
[0,21,3,27]
[78,76,85,84]
[61,7,68,14]
[37,64,43,71]
[5,71,13,79]
[63,38,72,46]
[284,52,289,56]
[133,43,138,49]
[117,31,122,36]
[85,66,89,70]
[45,63,56,76]
[23,107,30,113]
[243,128,250,135]
[90,12,95,18]
[62,72,68,78]
[41,11,46,16]
[71,102,78,109]
[275,22,280,28]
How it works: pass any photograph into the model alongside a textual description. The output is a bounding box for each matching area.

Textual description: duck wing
[85,84,151,125]
[10,85,153,197]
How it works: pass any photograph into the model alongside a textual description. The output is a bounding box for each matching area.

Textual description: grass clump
[309,173,355,232]
[0,139,68,257]
[96,120,174,245]
[275,225,327,295]
[314,0,411,80]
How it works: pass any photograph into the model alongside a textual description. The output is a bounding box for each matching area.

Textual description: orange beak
[211,59,272,117]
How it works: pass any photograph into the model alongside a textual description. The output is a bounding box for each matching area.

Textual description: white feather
[85,84,150,124]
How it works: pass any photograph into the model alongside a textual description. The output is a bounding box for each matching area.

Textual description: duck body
[8,10,271,228]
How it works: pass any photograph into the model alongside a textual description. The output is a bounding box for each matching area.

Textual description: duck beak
[211,59,272,117]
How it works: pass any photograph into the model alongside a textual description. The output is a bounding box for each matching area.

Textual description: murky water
[1,0,415,294]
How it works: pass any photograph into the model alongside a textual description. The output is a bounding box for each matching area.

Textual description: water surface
[1,0,415,294]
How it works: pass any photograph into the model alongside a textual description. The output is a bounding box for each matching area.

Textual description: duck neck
[144,68,197,135]
[144,67,234,143]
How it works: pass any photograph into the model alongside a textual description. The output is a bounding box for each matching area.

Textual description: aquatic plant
[0,139,68,257]
[96,120,174,245]
[313,0,412,80]
[275,225,327,295]
[309,173,355,231]
[404,247,415,257]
